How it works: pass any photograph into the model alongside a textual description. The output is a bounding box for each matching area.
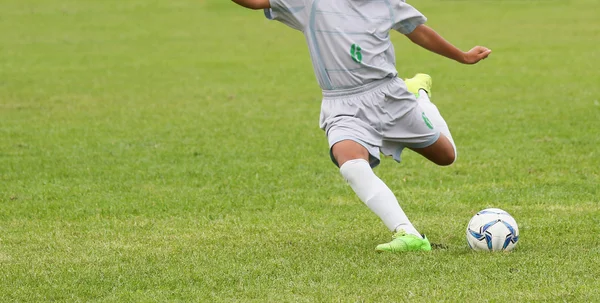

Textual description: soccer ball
[466,208,519,251]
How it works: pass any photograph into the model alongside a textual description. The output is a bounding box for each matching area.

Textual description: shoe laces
[392,230,407,239]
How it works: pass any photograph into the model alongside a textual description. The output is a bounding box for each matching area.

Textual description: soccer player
[231,0,491,252]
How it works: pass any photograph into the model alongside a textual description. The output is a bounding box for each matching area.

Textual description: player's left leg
[372,75,458,252]
[410,134,455,166]
[405,74,457,166]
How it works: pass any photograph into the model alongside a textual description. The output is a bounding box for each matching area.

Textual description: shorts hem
[392,132,441,163]
[329,136,381,168]
[402,132,441,149]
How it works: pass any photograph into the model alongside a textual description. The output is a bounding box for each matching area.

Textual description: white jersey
[265,0,426,91]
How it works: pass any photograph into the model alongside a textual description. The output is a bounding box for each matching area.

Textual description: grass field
[1,0,600,301]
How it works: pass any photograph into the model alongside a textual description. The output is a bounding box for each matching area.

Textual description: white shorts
[319,77,440,167]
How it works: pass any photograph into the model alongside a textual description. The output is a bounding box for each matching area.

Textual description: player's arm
[231,0,270,9]
[405,24,491,65]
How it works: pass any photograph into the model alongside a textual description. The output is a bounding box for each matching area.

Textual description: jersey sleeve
[264,0,308,32]
[390,0,427,34]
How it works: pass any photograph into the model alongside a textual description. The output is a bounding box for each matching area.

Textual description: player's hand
[462,46,492,64]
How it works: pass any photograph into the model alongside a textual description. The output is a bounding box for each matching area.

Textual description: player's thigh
[409,134,456,166]
[322,110,382,168]
[380,101,438,161]
[331,140,370,167]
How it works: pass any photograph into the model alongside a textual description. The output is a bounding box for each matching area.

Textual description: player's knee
[436,149,456,166]
[332,140,370,167]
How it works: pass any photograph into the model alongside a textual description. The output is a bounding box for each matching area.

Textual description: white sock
[339,159,421,237]
[418,89,457,158]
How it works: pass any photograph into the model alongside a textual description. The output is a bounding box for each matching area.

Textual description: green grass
[1,0,599,301]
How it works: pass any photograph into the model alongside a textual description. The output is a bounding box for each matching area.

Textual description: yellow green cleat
[375,230,432,253]
[404,73,432,98]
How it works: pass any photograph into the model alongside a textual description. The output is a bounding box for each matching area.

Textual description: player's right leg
[331,139,431,253]
[330,139,370,167]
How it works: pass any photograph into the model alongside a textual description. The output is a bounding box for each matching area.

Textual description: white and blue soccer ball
[466,208,519,252]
